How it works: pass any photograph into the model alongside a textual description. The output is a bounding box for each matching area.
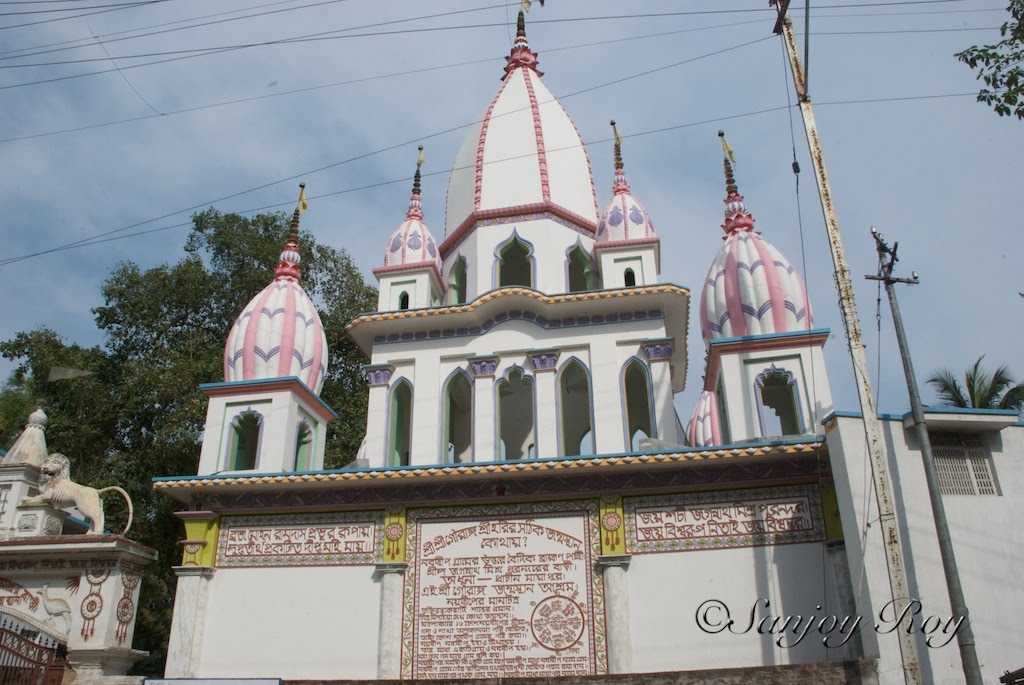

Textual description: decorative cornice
[362,364,395,387]
[593,237,660,252]
[528,350,560,372]
[152,439,826,493]
[468,357,499,378]
[371,260,445,293]
[440,201,597,259]
[641,339,674,363]
[199,376,338,421]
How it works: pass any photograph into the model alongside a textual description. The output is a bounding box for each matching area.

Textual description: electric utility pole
[866,229,983,685]
[769,2,922,682]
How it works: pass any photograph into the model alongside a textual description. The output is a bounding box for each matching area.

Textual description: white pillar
[165,567,214,677]
[529,351,560,458]
[642,341,679,444]
[470,357,498,461]
[597,555,633,673]
[590,338,627,453]
[362,365,394,468]
[376,563,407,679]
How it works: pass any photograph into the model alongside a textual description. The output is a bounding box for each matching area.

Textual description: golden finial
[611,120,623,170]
[718,131,738,195]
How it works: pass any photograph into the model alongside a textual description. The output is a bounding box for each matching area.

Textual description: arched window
[449,256,468,305]
[559,359,593,456]
[388,380,413,466]
[623,359,656,450]
[755,366,804,437]
[398,291,410,311]
[567,245,596,293]
[715,377,732,444]
[496,233,533,288]
[623,268,636,287]
[294,421,313,471]
[228,411,262,470]
[444,370,473,463]
[497,367,535,460]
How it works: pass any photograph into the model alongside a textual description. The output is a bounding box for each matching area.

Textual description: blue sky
[2,0,1021,423]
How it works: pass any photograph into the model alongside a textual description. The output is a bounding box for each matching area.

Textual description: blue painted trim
[708,327,831,348]
[199,377,338,418]
[918,405,1019,417]
[821,410,903,423]
[152,434,826,483]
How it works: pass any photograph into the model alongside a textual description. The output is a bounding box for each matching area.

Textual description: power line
[0,0,169,30]
[0,18,771,144]
[0,34,776,264]
[0,88,988,267]
[0,0,169,16]
[0,0,973,79]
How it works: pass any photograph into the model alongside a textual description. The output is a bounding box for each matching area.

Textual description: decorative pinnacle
[406,146,424,221]
[717,131,753,235]
[611,119,630,195]
[503,9,542,79]
[276,183,306,280]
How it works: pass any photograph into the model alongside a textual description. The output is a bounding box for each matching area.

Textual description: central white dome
[443,49,598,237]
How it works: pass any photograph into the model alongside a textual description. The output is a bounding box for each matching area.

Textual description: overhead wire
[0,0,169,30]
[0,89,991,267]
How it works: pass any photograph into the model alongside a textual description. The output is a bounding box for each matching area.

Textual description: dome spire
[610,119,630,195]
[503,7,542,80]
[275,183,308,280]
[717,130,754,235]
[406,145,424,221]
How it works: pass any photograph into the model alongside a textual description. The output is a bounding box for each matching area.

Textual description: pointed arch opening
[388,380,413,466]
[623,268,637,287]
[497,366,536,460]
[623,359,656,450]
[755,366,804,437]
[559,358,594,456]
[294,420,313,471]
[566,244,597,293]
[443,370,473,463]
[228,410,262,470]
[448,256,468,305]
[496,233,533,288]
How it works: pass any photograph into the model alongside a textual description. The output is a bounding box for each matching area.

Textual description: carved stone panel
[217,511,382,567]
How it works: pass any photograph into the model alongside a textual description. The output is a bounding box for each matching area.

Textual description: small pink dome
[596,122,658,245]
[699,155,811,342]
[223,210,328,393]
[383,217,441,271]
[687,390,722,447]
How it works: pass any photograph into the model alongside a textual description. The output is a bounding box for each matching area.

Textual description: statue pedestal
[13,502,66,537]
[0,534,157,683]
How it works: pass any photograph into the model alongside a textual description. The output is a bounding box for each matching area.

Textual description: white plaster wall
[827,418,1024,684]
[199,389,328,475]
[716,343,833,443]
[368,318,669,464]
[198,566,380,679]
[597,246,659,288]
[377,271,436,311]
[443,217,595,301]
[628,542,846,673]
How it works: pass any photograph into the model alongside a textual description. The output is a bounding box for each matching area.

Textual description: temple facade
[153,12,1024,685]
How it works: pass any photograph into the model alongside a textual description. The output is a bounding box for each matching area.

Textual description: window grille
[0,485,9,518]
[931,432,999,496]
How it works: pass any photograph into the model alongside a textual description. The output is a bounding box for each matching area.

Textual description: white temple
[152,12,1024,685]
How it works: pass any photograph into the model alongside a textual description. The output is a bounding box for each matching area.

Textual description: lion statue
[21,453,133,536]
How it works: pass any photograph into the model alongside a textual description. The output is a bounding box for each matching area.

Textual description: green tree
[926,356,1024,410]
[0,209,376,674]
[956,0,1024,119]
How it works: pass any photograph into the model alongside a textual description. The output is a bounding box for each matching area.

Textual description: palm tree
[927,356,1024,410]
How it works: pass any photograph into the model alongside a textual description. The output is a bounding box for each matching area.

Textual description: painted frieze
[217,511,382,567]
[624,485,824,553]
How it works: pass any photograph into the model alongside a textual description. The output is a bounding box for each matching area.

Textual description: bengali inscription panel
[403,502,605,679]
[217,511,381,567]
[625,485,824,553]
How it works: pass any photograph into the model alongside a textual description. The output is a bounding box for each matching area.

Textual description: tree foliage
[956,0,1024,119]
[0,210,376,674]
[926,355,1024,410]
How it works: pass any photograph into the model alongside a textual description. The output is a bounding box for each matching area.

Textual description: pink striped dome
[383,154,442,272]
[224,211,328,394]
[686,390,722,447]
[699,155,811,342]
[597,122,658,245]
